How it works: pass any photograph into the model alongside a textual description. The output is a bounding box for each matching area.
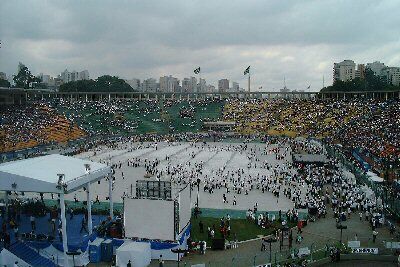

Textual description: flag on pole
[244,66,250,75]
[194,67,201,74]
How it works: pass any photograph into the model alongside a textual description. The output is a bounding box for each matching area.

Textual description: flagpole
[199,70,202,93]
[248,71,250,93]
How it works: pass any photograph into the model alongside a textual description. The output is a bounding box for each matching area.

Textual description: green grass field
[191,216,296,242]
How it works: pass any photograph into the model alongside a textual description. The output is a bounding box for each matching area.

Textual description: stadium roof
[0,154,111,193]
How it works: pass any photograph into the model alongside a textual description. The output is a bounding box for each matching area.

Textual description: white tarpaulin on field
[116,241,151,267]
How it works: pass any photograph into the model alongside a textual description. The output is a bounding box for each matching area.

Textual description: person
[261,238,266,251]
[372,230,378,243]
[200,240,205,254]
[335,248,341,262]
[69,207,74,220]
[3,232,10,249]
[199,221,204,233]
[233,232,238,248]
[13,224,19,239]
[80,217,88,233]
[51,218,56,236]
[390,224,396,235]
[158,255,164,267]
[127,260,132,267]
[30,215,36,231]
[58,225,63,242]
[296,233,302,243]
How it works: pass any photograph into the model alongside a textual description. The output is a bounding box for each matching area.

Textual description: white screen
[178,185,192,233]
[124,198,175,241]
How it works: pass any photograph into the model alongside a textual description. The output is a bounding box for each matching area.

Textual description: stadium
[0,86,399,267]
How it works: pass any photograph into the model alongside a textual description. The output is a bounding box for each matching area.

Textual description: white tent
[116,241,151,267]
[0,154,110,193]
[0,154,112,267]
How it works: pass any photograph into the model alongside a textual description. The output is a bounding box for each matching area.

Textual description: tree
[13,65,40,88]
[0,78,10,87]
[59,79,96,92]
[95,75,133,92]
[364,68,385,91]
[59,75,134,92]
[321,69,400,92]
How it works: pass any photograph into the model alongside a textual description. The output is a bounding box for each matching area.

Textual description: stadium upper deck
[1,87,400,106]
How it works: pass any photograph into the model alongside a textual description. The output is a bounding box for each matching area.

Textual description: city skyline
[1,1,400,91]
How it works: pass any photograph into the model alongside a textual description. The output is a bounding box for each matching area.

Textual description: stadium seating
[0,104,86,153]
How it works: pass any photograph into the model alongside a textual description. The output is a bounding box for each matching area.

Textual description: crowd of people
[0,103,57,152]
[0,95,399,265]
[1,98,398,168]
[2,97,396,221]
[224,98,399,163]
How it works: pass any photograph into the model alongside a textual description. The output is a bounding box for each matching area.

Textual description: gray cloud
[1,0,399,91]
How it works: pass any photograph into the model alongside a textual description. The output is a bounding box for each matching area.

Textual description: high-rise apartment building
[159,76,179,93]
[333,60,356,83]
[231,81,239,92]
[60,69,90,83]
[382,67,400,86]
[182,77,197,93]
[198,78,206,93]
[355,64,366,80]
[366,61,386,77]
[0,72,6,80]
[142,78,158,92]
[126,78,141,91]
[218,79,229,92]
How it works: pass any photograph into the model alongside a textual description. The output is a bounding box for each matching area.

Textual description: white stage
[0,154,112,267]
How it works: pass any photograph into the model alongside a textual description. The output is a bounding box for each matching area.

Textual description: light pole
[196,178,201,208]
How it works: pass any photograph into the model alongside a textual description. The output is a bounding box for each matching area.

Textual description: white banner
[351,248,378,254]
[385,242,400,249]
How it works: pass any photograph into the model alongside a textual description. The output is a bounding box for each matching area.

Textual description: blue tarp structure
[0,213,108,252]
[352,149,371,171]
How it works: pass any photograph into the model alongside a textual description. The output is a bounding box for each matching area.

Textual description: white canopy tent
[0,154,112,267]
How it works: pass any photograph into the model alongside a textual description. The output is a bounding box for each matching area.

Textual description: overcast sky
[1,0,399,91]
